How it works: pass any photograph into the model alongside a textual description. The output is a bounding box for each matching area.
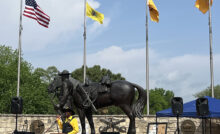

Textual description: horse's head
[48,75,62,94]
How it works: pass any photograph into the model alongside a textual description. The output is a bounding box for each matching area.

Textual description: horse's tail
[131,83,147,119]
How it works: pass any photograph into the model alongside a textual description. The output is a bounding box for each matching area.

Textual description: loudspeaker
[196,97,209,116]
[11,97,23,114]
[171,97,183,116]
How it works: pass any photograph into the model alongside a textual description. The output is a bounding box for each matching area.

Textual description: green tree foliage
[71,65,125,82]
[34,66,58,84]
[194,85,220,99]
[149,88,174,114]
[0,45,18,113]
[0,45,55,114]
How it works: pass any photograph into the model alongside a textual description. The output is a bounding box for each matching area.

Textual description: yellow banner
[86,2,104,24]
[148,0,159,23]
[195,0,213,14]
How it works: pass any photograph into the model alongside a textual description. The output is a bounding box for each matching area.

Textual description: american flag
[23,0,50,28]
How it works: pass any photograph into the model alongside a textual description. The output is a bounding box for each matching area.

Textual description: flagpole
[83,0,87,84]
[146,0,150,115]
[17,0,23,97]
[208,0,214,98]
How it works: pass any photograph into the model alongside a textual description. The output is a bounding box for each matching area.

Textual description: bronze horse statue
[48,75,147,134]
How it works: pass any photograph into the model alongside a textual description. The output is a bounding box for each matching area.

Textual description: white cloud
[0,0,108,51]
[86,46,220,102]
[87,0,100,8]
[22,0,84,51]
[150,54,212,101]
[87,46,146,84]
[87,17,111,39]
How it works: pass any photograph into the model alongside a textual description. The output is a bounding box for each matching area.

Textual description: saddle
[83,76,111,103]
[84,76,111,93]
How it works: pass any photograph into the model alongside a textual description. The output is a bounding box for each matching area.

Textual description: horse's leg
[120,105,136,134]
[77,108,86,134]
[85,108,95,134]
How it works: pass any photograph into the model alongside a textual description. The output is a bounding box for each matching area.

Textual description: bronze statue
[48,72,147,134]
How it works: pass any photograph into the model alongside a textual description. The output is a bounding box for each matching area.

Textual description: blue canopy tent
[156,96,220,134]
[156,96,220,118]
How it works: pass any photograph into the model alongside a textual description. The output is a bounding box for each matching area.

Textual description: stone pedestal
[1,114,220,134]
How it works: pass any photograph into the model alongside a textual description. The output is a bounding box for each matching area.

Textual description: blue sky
[0,0,219,102]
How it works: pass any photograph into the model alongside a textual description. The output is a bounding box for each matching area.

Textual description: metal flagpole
[146,0,150,115]
[17,0,23,97]
[208,0,214,98]
[83,0,87,84]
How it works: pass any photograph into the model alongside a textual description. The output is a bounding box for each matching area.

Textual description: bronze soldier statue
[48,74,147,134]
[57,70,73,110]
[57,70,97,112]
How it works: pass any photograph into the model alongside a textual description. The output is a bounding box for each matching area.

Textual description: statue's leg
[120,105,136,134]
[77,108,86,134]
[85,108,95,134]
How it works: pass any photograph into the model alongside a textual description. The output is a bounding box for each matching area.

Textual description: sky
[0,0,219,102]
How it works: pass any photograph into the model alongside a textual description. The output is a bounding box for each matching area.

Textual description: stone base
[0,114,220,134]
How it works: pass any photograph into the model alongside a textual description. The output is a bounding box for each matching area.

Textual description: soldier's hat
[62,106,75,115]
[59,70,70,76]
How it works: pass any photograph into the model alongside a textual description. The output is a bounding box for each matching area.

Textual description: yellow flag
[86,2,104,24]
[195,0,213,14]
[148,0,159,23]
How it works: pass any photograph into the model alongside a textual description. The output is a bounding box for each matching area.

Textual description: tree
[0,45,18,113]
[0,45,55,114]
[149,88,174,114]
[71,65,125,82]
[194,85,220,99]
[34,66,59,84]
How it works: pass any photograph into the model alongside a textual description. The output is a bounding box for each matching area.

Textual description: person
[56,106,79,134]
